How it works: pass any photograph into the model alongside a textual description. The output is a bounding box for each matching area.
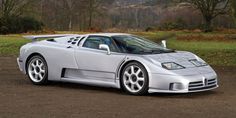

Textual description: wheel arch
[117,59,151,95]
[117,59,150,84]
[25,52,46,73]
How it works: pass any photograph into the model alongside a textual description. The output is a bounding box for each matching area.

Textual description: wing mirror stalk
[161,40,167,48]
[99,44,111,55]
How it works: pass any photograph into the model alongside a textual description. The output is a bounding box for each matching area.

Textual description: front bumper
[17,57,24,73]
[148,72,218,93]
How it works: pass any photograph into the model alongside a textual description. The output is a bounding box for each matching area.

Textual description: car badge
[204,78,208,86]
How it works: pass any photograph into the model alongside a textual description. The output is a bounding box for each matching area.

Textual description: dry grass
[176,34,236,42]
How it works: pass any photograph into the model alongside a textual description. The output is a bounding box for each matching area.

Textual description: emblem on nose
[203,77,208,86]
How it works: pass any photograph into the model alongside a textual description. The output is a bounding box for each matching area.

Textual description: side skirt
[61,77,120,89]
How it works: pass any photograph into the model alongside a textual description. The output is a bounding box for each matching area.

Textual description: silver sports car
[17,33,218,95]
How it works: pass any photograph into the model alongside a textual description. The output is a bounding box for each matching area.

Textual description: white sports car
[17,33,218,95]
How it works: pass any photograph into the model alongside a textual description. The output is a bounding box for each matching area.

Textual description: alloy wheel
[28,57,47,83]
[123,65,145,93]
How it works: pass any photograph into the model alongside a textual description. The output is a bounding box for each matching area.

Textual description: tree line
[0,0,236,34]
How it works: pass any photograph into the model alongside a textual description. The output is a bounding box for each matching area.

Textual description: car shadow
[148,91,219,98]
[46,81,219,98]
[48,81,124,95]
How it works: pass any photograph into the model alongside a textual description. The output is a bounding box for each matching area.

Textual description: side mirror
[161,40,167,48]
[99,44,111,55]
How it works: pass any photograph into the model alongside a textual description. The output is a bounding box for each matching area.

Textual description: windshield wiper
[151,50,162,54]
[136,50,154,54]
[136,49,175,54]
[151,49,175,54]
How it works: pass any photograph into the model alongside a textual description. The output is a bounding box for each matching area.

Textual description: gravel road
[0,56,235,118]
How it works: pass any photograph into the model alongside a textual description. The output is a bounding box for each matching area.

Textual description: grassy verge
[168,40,236,66]
[133,32,236,66]
[0,35,30,56]
[0,32,236,66]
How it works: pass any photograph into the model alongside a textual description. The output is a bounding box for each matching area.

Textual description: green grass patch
[168,40,236,66]
[0,35,30,56]
[133,32,236,66]
[1,32,236,66]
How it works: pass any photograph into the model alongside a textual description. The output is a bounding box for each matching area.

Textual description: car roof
[84,33,130,37]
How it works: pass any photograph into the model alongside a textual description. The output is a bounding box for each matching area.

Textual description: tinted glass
[112,35,174,54]
[83,36,118,52]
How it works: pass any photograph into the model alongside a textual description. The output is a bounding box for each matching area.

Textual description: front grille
[189,78,217,91]
[207,78,217,86]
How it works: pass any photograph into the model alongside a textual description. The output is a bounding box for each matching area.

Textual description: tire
[121,62,149,95]
[26,55,48,85]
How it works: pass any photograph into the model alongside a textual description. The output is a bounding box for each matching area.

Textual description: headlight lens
[162,62,185,70]
[189,59,207,67]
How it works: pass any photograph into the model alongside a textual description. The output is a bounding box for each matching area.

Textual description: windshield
[112,35,174,54]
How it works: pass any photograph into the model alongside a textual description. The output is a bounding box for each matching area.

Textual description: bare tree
[230,0,236,25]
[0,0,31,17]
[87,0,100,29]
[184,0,229,32]
[45,0,87,31]
[63,0,76,31]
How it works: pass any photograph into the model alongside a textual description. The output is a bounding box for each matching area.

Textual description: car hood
[144,51,203,68]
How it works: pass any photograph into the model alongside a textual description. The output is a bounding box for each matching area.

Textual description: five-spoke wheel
[27,55,48,85]
[121,62,149,95]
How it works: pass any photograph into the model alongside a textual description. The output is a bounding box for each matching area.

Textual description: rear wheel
[121,62,149,95]
[27,55,48,85]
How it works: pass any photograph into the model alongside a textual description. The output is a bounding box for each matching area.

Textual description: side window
[83,36,101,49]
[83,36,118,52]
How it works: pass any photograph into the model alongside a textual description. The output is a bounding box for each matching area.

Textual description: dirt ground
[0,56,236,118]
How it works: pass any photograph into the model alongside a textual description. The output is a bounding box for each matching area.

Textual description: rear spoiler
[23,34,79,41]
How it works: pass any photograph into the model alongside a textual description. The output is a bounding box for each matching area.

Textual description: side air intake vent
[47,39,56,42]
[68,37,80,45]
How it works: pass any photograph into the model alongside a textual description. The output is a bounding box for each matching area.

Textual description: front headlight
[162,62,185,70]
[189,59,208,67]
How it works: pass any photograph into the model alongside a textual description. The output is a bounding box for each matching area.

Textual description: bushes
[160,18,187,30]
[0,16,43,34]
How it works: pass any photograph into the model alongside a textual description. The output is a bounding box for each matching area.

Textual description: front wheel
[27,55,48,85]
[121,62,149,95]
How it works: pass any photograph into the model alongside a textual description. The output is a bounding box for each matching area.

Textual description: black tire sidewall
[27,55,48,85]
[121,62,149,95]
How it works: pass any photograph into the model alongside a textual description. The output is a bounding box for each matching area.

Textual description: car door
[74,36,126,82]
